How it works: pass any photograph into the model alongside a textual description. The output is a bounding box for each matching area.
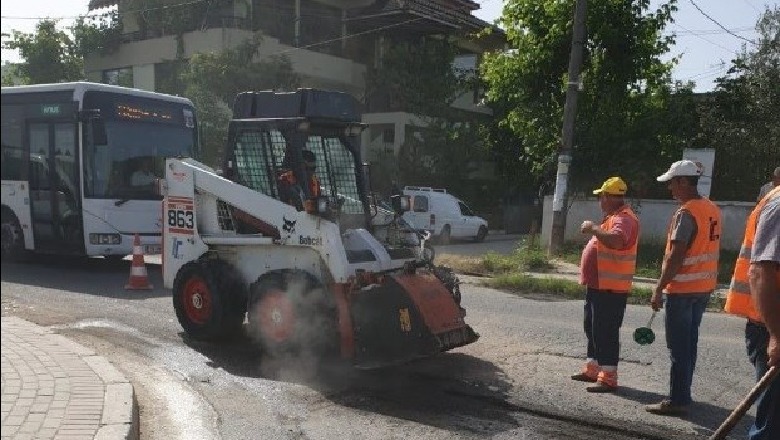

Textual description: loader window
[305,135,363,215]
[233,129,287,197]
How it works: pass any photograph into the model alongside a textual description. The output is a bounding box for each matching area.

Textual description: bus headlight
[89,233,121,245]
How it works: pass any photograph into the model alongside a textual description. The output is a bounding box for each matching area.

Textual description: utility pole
[549,0,587,255]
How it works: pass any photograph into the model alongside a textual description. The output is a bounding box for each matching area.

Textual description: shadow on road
[618,384,755,438]
[183,333,520,436]
[1,256,168,300]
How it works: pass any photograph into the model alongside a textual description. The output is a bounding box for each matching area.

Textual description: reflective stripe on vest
[725,186,780,321]
[664,198,721,294]
[596,206,639,293]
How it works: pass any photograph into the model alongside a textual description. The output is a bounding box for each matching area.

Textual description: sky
[1,0,776,92]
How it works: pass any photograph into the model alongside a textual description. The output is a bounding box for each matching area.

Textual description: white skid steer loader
[161,89,478,367]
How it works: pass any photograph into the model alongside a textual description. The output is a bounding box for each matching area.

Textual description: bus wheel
[172,260,245,341]
[1,210,27,263]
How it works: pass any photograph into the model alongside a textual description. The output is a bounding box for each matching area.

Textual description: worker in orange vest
[277,149,321,213]
[646,160,721,416]
[725,186,780,440]
[571,176,639,393]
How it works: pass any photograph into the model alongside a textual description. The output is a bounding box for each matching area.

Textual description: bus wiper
[114,198,130,206]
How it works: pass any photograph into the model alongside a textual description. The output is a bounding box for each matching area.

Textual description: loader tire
[173,260,246,341]
[247,271,338,357]
[1,209,29,263]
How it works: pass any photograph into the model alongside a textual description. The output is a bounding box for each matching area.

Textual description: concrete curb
[69,337,140,440]
[3,318,139,440]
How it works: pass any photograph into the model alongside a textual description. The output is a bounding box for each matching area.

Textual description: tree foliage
[71,10,124,57]
[697,6,780,200]
[481,0,683,197]
[168,35,301,166]
[364,36,492,205]
[2,20,83,84]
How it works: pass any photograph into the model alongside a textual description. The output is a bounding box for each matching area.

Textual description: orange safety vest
[278,170,321,197]
[596,205,639,293]
[725,186,780,322]
[664,198,722,294]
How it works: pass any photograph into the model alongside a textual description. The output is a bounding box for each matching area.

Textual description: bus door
[27,121,84,254]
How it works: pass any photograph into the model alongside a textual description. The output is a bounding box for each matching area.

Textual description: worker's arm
[651,241,687,311]
[651,210,694,311]
[580,216,634,249]
[749,262,780,366]
[748,198,780,366]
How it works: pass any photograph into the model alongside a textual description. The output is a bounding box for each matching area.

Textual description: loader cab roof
[232,88,362,124]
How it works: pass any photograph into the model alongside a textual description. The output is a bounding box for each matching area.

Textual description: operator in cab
[277,149,321,213]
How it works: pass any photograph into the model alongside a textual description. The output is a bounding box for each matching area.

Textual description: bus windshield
[83,119,196,199]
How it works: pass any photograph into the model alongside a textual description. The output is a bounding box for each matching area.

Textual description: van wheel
[1,210,28,263]
[475,226,488,242]
[439,225,451,245]
[173,260,245,341]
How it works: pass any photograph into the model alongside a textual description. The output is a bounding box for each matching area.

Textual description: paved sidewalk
[1,317,137,440]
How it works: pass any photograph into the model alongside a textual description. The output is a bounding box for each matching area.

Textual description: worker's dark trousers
[583,288,627,367]
[745,321,780,440]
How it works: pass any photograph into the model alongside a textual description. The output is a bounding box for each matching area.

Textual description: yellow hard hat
[593,176,627,196]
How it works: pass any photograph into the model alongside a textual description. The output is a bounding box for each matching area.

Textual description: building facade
[85,0,501,162]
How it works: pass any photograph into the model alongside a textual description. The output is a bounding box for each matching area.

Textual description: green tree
[165,35,301,166]
[3,19,83,84]
[364,36,491,203]
[697,6,779,201]
[480,0,681,195]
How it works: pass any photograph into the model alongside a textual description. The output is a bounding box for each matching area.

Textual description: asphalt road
[0,252,758,440]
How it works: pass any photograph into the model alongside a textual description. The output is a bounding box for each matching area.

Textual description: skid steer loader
[161,89,478,368]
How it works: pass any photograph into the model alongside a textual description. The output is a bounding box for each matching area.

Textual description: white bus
[1,82,198,261]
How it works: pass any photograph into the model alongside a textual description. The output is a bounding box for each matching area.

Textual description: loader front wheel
[248,272,338,357]
[173,260,245,341]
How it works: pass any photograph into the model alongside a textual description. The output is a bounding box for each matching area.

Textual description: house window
[102,68,133,87]
[383,128,395,144]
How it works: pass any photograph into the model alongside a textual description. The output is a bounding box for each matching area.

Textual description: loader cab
[222,89,372,233]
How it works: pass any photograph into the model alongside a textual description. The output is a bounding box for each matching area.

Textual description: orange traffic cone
[125,234,153,290]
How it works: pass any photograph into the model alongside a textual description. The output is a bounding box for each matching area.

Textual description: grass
[437,238,554,276]
[438,236,730,310]
[485,273,726,310]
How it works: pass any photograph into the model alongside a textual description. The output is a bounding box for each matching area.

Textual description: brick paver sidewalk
[1,317,136,440]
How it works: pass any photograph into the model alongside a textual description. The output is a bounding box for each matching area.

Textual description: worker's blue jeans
[583,288,627,367]
[664,292,710,406]
[745,321,779,440]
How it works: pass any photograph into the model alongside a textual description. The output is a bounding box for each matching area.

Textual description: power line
[275,17,427,55]
[688,0,757,45]
[672,23,736,52]
[669,26,753,35]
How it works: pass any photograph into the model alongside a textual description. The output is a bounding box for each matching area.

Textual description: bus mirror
[92,119,108,146]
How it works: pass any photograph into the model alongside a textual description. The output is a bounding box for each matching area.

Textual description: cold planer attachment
[350,270,479,368]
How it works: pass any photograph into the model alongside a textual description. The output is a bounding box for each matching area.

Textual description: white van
[402,186,488,244]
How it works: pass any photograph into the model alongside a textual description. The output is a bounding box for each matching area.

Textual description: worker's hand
[580,220,595,234]
[650,286,664,312]
[768,334,779,368]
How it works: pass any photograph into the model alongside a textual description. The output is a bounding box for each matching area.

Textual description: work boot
[645,399,689,416]
[586,370,617,393]
[570,361,599,382]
